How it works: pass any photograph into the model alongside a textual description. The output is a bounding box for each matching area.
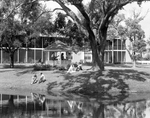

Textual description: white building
[78,38,132,64]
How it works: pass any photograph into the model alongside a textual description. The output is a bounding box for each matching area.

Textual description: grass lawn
[0,63,150,95]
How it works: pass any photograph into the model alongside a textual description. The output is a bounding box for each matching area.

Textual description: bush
[58,66,66,71]
[33,63,52,71]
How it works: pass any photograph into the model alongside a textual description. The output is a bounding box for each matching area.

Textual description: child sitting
[76,62,83,71]
[31,74,38,84]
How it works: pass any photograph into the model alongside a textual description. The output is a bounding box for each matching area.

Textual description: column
[59,100,61,117]
[108,51,109,63]
[47,51,49,61]
[26,43,28,63]
[0,94,2,106]
[59,52,61,66]
[48,51,49,64]
[17,49,19,63]
[34,39,36,63]
[26,96,28,111]
[121,40,122,63]
[42,37,44,62]
[17,95,19,106]
[112,40,114,64]
[34,49,36,63]
[117,39,118,62]
[1,48,2,64]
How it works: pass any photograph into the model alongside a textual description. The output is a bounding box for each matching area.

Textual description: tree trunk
[93,104,105,118]
[132,59,136,68]
[10,52,14,68]
[96,28,108,71]
[89,32,105,71]
[132,51,136,68]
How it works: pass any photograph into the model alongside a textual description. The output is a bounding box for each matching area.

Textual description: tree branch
[54,0,82,26]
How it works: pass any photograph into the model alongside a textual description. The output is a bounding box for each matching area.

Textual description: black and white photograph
[0,0,150,117]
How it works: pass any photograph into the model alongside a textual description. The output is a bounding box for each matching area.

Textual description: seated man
[76,62,83,71]
[31,74,38,84]
[39,73,46,83]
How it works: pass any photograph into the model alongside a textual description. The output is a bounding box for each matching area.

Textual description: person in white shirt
[39,73,46,83]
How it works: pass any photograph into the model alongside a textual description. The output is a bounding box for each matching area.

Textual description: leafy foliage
[108,11,146,65]
[20,0,41,24]
[0,0,53,67]
[53,12,88,48]
[33,13,54,35]
[54,12,66,30]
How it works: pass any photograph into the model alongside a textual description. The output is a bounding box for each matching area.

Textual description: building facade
[0,38,132,64]
[83,38,132,64]
[104,38,132,64]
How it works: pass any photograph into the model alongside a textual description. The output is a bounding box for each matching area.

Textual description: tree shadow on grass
[105,69,149,81]
[47,69,150,95]
[47,70,131,102]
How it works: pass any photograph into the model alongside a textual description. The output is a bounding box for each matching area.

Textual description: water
[0,89,150,118]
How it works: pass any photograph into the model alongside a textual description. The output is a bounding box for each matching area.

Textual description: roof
[44,40,71,52]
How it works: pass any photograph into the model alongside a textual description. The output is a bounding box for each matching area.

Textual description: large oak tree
[46,0,147,71]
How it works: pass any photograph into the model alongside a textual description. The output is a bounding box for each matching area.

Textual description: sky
[43,1,150,40]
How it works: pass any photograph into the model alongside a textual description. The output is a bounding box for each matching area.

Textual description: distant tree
[132,39,146,60]
[108,11,146,67]
[0,0,26,67]
[123,10,146,68]
[0,0,52,67]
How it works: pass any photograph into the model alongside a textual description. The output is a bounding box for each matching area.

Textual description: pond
[0,89,150,118]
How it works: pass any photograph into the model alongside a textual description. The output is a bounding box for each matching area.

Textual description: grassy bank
[0,63,150,95]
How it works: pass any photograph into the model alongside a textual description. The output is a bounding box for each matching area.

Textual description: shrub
[33,63,52,71]
[58,66,66,70]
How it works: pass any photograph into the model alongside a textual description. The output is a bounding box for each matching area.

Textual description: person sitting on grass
[31,74,38,84]
[76,62,83,71]
[39,73,46,83]
[67,63,76,73]
[67,62,83,73]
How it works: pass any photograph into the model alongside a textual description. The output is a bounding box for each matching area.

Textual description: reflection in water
[0,92,150,118]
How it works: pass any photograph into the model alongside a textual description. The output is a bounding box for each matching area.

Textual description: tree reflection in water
[0,92,150,118]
